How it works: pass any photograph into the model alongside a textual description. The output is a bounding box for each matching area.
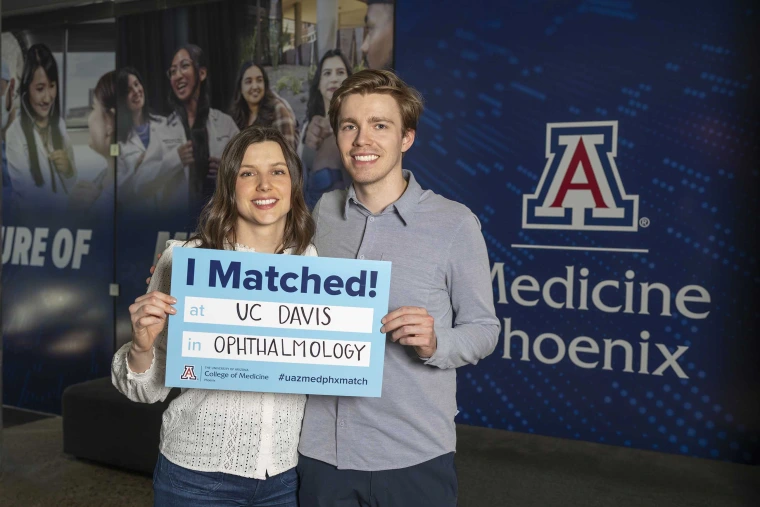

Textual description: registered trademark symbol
[639,217,651,228]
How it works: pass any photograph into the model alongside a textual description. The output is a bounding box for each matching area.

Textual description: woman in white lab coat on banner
[5,43,78,211]
[297,49,353,208]
[115,67,170,210]
[158,44,239,215]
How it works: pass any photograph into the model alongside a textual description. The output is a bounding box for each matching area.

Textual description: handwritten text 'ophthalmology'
[182,332,371,367]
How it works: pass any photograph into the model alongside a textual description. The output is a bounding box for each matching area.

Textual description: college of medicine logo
[181,365,197,380]
[523,121,639,231]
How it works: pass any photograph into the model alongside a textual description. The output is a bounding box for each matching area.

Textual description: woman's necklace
[34,121,50,138]
[33,121,53,154]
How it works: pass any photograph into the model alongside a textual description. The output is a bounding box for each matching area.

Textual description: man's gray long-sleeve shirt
[298,170,500,471]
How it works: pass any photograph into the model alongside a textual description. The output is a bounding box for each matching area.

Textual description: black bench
[62,376,179,475]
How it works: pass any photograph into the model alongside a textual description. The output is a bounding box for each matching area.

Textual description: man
[297,69,500,506]
[361,0,395,70]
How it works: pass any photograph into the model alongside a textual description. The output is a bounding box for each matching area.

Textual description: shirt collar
[342,170,423,225]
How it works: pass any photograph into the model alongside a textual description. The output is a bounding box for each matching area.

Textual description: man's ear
[401,128,416,154]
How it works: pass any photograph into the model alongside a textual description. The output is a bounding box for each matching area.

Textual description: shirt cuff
[122,344,159,382]
[423,327,452,369]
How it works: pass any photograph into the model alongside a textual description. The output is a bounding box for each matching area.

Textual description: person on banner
[230,62,298,150]
[5,43,94,210]
[82,70,118,210]
[114,67,173,210]
[2,60,18,207]
[163,44,239,213]
[112,127,316,506]
[361,0,395,70]
[297,49,353,208]
[295,69,500,506]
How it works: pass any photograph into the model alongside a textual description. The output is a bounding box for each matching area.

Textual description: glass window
[65,52,115,129]
[65,21,116,130]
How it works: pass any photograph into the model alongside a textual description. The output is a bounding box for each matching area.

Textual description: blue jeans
[153,453,299,506]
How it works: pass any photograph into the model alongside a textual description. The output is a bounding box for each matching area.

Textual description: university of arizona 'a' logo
[181,365,197,380]
[523,121,639,231]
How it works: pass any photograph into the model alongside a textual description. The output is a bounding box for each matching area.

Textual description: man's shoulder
[417,187,478,227]
[314,188,349,216]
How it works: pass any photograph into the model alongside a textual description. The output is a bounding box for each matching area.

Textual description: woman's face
[241,66,265,107]
[169,49,201,102]
[319,56,348,104]
[127,74,145,113]
[235,140,292,234]
[88,96,113,157]
[29,66,57,121]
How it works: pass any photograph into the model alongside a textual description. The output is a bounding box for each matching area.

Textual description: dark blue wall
[395,0,759,463]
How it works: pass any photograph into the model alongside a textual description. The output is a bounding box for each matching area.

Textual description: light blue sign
[165,247,391,397]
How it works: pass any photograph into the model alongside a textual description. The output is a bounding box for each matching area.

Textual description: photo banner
[115,0,395,350]
[1,25,116,414]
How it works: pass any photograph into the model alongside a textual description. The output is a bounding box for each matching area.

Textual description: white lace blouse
[111,239,317,479]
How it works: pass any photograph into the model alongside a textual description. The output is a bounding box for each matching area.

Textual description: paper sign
[165,247,391,396]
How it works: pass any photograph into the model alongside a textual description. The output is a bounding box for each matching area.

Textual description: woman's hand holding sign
[381,306,437,359]
[127,290,177,373]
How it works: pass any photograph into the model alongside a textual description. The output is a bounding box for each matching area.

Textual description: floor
[0,407,757,506]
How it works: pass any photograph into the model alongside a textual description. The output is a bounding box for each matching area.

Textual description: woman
[115,67,170,208]
[163,44,239,213]
[112,127,315,506]
[230,62,297,150]
[5,43,77,209]
[297,49,352,208]
[83,70,117,210]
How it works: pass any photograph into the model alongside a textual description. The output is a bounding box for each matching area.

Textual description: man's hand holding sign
[381,306,437,359]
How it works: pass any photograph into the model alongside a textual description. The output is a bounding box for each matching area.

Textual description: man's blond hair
[328,69,424,135]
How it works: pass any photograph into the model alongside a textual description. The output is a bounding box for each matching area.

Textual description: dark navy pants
[297,452,458,507]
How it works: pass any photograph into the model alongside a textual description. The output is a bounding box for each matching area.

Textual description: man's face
[361,4,394,70]
[336,92,414,188]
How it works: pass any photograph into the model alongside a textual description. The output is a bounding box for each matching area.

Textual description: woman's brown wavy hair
[190,126,315,254]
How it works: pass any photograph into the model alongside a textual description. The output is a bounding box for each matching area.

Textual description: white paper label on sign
[184,296,374,333]
[181,331,371,367]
